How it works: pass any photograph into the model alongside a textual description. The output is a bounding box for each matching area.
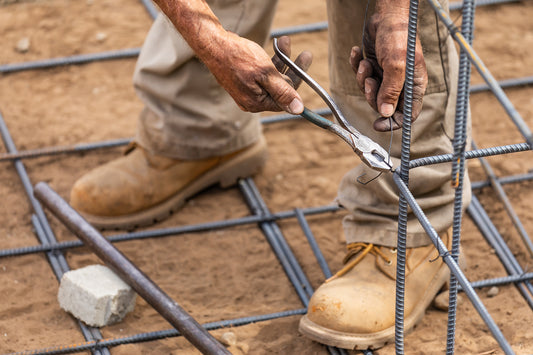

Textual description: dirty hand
[203,34,312,115]
[350,10,428,131]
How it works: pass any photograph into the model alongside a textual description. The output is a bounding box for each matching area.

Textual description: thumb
[264,73,304,115]
[377,66,405,117]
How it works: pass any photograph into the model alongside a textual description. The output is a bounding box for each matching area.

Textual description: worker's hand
[350,12,428,131]
[202,34,312,115]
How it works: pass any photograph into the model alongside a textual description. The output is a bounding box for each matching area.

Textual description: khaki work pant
[133,0,470,248]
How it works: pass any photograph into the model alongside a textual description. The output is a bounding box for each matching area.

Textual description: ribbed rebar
[426,0,533,148]
[472,142,533,257]
[470,75,533,93]
[0,48,141,74]
[0,110,333,163]
[7,308,307,355]
[447,0,476,352]
[467,273,533,290]
[393,172,515,355]
[471,171,533,190]
[409,142,531,169]
[0,112,110,355]
[394,0,420,352]
[0,204,339,258]
[467,197,533,309]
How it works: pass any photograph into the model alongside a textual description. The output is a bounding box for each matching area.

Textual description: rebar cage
[1,0,532,354]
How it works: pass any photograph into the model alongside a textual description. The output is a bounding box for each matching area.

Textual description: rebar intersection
[1,0,532,354]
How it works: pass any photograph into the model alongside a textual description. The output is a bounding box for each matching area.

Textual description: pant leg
[327,0,471,247]
[133,0,278,160]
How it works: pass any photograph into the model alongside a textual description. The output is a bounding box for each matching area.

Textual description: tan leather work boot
[70,137,267,229]
[299,229,455,350]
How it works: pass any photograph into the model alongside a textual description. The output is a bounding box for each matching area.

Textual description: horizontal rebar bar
[34,182,231,355]
[0,110,333,162]
[0,204,339,258]
[467,197,533,309]
[0,48,142,74]
[472,142,533,257]
[7,308,307,355]
[393,172,515,354]
[471,171,533,190]
[0,137,131,162]
[467,273,533,290]
[409,142,531,169]
[0,0,522,76]
[470,76,533,93]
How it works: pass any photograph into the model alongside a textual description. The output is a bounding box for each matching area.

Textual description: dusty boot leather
[70,137,267,229]
[299,229,453,350]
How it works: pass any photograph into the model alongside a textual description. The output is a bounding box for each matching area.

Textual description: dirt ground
[1,0,533,354]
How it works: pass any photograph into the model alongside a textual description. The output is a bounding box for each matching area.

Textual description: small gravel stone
[15,37,30,53]
[95,32,107,42]
[219,332,237,346]
[433,290,464,311]
[487,286,499,297]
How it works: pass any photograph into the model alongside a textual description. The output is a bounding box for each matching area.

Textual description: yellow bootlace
[326,243,392,283]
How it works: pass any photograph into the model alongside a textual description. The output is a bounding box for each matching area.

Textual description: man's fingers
[364,77,379,112]
[262,72,304,114]
[356,59,374,95]
[350,46,364,74]
[286,50,313,89]
[373,113,403,131]
[377,62,405,117]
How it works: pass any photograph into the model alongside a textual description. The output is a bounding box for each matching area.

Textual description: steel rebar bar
[427,0,533,148]
[467,196,533,309]
[0,204,340,258]
[33,182,231,355]
[393,0,420,351]
[409,142,531,169]
[447,0,476,351]
[472,142,533,256]
[393,172,515,355]
[0,112,110,355]
[7,308,307,355]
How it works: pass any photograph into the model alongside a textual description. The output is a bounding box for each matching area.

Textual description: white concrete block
[58,264,136,327]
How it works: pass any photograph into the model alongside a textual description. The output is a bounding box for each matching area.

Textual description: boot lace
[326,243,392,283]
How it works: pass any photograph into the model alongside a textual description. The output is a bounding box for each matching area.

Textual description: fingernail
[381,103,394,117]
[358,67,364,74]
[365,85,371,94]
[288,98,304,114]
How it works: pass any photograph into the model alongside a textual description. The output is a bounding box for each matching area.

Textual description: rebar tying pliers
[273,38,393,173]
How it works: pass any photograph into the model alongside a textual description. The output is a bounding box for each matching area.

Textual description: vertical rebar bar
[447,0,476,352]
[394,0,420,352]
[0,112,110,355]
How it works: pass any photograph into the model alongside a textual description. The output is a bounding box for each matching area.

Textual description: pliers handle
[273,38,392,173]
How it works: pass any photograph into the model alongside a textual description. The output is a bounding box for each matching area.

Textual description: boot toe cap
[307,280,395,334]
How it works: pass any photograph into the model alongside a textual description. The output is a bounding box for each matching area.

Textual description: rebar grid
[0,0,531,354]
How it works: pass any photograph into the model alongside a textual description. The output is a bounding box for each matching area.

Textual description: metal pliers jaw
[273,38,393,173]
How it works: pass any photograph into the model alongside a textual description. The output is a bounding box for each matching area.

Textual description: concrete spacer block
[58,264,137,327]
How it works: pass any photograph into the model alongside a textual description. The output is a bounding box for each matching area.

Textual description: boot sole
[79,137,268,230]
[299,260,451,350]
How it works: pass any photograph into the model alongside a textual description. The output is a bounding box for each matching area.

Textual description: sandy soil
[1,0,533,354]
